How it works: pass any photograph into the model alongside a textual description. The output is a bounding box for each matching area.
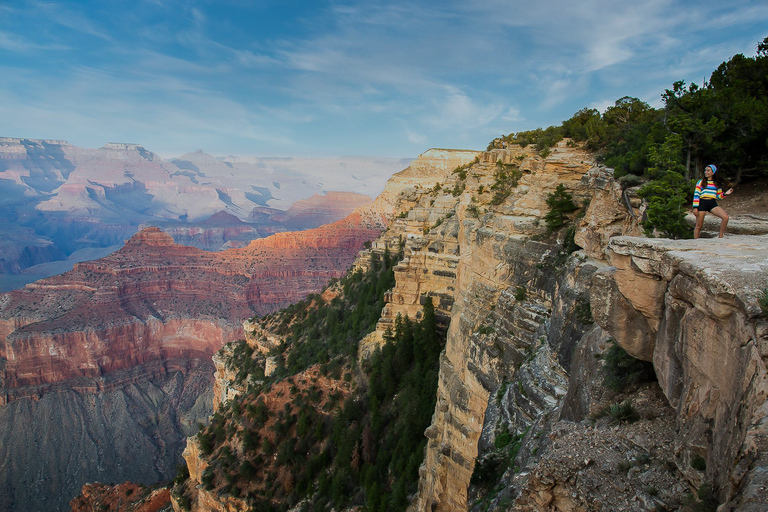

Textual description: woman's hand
[693,208,698,215]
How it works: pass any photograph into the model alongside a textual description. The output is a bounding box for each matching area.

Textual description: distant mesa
[199,211,245,227]
[101,142,158,160]
[124,226,175,246]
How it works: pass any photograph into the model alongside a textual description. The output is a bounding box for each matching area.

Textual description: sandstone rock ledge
[592,234,768,510]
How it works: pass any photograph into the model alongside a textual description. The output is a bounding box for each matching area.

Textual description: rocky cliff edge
[592,235,768,510]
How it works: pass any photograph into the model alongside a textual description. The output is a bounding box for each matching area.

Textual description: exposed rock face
[0,359,212,512]
[281,191,373,230]
[360,143,766,510]
[0,137,408,289]
[149,211,263,251]
[411,142,596,511]
[172,148,484,512]
[0,227,66,274]
[65,140,768,511]
[0,203,390,511]
[0,215,383,401]
[70,482,171,512]
[575,166,643,258]
[151,194,373,251]
[591,235,768,510]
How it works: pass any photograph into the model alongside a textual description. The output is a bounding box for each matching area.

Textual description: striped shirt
[692,180,723,208]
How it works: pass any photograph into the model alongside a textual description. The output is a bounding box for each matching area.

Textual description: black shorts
[697,198,718,212]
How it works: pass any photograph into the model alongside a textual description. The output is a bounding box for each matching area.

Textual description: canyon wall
[173,148,484,511]
[591,235,768,510]
[0,359,212,512]
[169,141,765,511]
[0,138,407,287]
[0,192,387,511]
[0,149,470,512]
[403,143,768,510]
[409,142,600,510]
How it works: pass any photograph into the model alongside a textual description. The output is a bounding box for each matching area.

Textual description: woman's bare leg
[709,206,729,237]
[694,211,706,238]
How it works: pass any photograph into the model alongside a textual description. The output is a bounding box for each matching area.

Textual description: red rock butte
[0,212,385,402]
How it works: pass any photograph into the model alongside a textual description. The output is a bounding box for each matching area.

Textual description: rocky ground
[507,384,693,512]
[70,482,172,512]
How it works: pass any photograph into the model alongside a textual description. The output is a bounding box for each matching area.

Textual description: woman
[692,164,734,238]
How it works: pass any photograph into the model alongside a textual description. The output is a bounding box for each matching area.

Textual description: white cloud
[0,30,69,52]
[407,131,428,146]
[29,0,113,41]
[1,0,766,157]
[501,107,523,123]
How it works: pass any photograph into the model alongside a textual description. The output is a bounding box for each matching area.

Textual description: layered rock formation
[0,359,212,512]
[150,194,373,251]
[0,137,407,289]
[399,144,768,510]
[0,217,379,401]
[0,217,365,511]
[70,481,172,512]
[184,140,768,511]
[53,140,768,511]
[0,149,467,512]
[591,235,768,510]
[172,148,484,510]
[280,191,373,231]
[407,142,599,511]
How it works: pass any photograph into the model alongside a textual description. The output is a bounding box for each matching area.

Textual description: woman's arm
[692,180,703,208]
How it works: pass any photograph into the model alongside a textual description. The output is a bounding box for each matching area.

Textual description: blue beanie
[707,164,717,174]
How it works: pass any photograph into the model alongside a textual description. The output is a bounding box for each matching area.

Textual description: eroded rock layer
[411,143,597,511]
[0,209,389,401]
[592,235,768,510]
[0,359,212,512]
[0,148,473,512]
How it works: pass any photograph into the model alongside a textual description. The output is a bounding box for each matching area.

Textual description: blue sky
[1,0,766,158]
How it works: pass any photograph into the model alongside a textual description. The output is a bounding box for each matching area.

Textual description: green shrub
[618,174,643,189]
[683,483,719,512]
[477,325,495,335]
[637,171,692,239]
[602,340,656,392]
[450,182,466,196]
[563,225,580,254]
[176,492,192,511]
[759,289,768,316]
[617,460,632,474]
[691,454,707,471]
[574,300,593,325]
[601,401,639,424]
[514,286,527,302]
[201,468,215,490]
[544,184,578,231]
[453,164,470,180]
[173,463,190,486]
[489,161,522,205]
[494,426,514,449]
[470,453,507,486]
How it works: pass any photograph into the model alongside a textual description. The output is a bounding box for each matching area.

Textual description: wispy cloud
[0,30,69,52]
[0,0,765,156]
[29,0,114,41]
